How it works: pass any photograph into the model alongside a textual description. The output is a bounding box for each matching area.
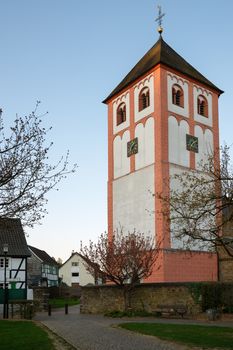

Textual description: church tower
[103,26,223,282]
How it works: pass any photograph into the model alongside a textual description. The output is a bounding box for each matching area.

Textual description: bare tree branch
[157,145,233,257]
[0,102,77,227]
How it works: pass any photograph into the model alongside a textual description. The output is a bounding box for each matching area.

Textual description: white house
[59,252,95,287]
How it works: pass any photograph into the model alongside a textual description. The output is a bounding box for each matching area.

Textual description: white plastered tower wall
[113,164,155,238]
[112,72,155,238]
[168,74,215,250]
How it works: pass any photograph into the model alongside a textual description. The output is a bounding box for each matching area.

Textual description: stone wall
[219,258,233,282]
[48,285,81,299]
[80,283,200,314]
[219,218,233,282]
[32,287,49,310]
[32,285,81,310]
[219,207,233,282]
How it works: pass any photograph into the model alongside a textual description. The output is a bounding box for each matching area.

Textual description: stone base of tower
[146,249,218,283]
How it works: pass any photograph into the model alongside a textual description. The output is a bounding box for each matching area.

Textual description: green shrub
[187,282,202,304]
[201,283,222,311]
[188,282,233,313]
[104,309,153,318]
[222,305,233,314]
[221,283,233,312]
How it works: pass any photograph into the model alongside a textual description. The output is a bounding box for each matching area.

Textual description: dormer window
[197,95,208,117]
[116,103,126,125]
[172,84,184,107]
[139,87,150,111]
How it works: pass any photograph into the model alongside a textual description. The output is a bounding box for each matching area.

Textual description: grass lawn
[49,297,80,308]
[119,323,233,349]
[0,320,54,350]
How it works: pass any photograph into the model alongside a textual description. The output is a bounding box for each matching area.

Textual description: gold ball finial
[158,26,163,35]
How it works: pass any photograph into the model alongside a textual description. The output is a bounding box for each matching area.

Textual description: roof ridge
[28,245,58,265]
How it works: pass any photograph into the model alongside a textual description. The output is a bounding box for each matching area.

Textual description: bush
[221,284,233,312]
[222,305,233,314]
[201,283,222,311]
[187,282,233,313]
[104,309,153,318]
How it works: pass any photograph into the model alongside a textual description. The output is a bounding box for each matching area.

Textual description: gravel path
[34,306,189,350]
[34,306,233,350]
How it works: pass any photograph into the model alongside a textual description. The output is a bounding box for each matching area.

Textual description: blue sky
[0,0,232,262]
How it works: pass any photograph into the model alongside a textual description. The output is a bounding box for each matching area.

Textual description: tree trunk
[123,287,132,311]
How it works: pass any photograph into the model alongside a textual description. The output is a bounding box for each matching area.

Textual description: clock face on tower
[127,137,138,157]
[186,134,199,153]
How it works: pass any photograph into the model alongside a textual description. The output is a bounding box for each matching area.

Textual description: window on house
[197,95,208,117]
[42,265,49,274]
[172,84,184,107]
[139,87,150,111]
[116,103,126,125]
[72,272,79,277]
[49,266,57,274]
[72,262,79,266]
[0,258,9,268]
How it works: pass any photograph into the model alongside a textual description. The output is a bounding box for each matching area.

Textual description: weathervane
[155,5,165,36]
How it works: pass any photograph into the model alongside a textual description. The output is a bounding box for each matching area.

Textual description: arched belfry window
[139,87,150,111]
[172,84,184,108]
[116,103,126,125]
[197,95,208,117]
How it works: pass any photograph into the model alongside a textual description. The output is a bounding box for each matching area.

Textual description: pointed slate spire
[103,38,223,103]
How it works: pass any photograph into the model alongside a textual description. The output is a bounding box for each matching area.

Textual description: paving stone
[34,305,233,350]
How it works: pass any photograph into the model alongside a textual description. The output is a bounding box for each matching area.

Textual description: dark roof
[60,252,94,268]
[60,252,82,268]
[0,218,31,257]
[103,37,223,103]
[28,245,59,266]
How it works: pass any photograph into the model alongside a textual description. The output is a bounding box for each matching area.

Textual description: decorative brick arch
[116,103,126,125]
[138,87,150,111]
[197,94,208,117]
[172,84,184,107]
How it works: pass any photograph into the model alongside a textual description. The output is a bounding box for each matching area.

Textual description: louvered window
[197,95,208,117]
[172,84,184,107]
[139,87,150,111]
[117,103,126,125]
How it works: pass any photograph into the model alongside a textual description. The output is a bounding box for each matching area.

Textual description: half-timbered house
[0,218,31,302]
[28,246,59,287]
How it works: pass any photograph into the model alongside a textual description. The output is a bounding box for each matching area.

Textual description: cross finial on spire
[155,5,165,36]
